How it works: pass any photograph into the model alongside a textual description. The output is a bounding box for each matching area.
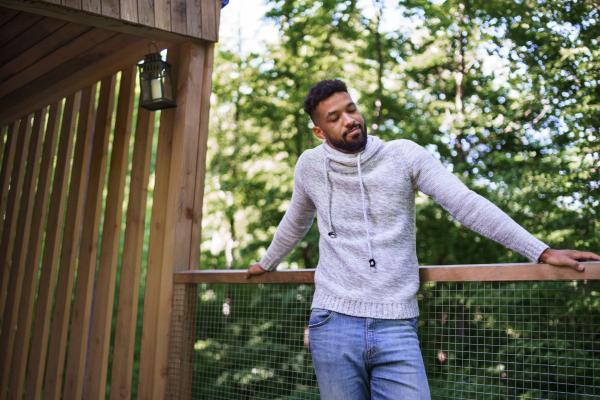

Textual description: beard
[324,122,368,153]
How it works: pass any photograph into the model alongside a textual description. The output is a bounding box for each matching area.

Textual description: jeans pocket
[309,308,334,328]
[400,317,418,331]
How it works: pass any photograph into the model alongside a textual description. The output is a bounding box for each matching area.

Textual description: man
[245,79,600,399]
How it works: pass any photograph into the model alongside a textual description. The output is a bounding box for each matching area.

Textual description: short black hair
[303,79,348,123]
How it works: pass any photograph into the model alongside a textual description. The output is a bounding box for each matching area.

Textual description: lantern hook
[148,39,160,55]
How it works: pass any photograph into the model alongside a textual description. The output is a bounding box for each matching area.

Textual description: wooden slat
[0,108,46,400]
[154,0,172,31]
[0,12,44,48]
[0,22,92,84]
[8,101,61,400]
[190,42,214,270]
[0,18,68,68]
[200,0,216,42]
[24,92,80,400]
[0,126,5,164]
[120,0,138,23]
[137,0,154,26]
[185,0,200,38]
[0,8,19,27]
[63,0,82,10]
[0,36,172,127]
[173,263,600,284]
[137,45,180,400]
[0,117,32,326]
[214,0,220,40]
[102,0,120,19]
[0,27,118,101]
[82,0,101,15]
[109,107,154,400]
[171,0,186,35]
[85,66,136,400]
[44,85,96,400]
[63,75,116,400]
[0,123,18,235]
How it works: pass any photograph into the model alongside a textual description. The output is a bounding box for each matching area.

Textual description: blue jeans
[309,309,431,400]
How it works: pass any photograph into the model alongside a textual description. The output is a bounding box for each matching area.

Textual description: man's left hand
[538,249,600,271]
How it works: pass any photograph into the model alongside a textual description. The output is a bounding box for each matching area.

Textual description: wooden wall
[0,40,214,400]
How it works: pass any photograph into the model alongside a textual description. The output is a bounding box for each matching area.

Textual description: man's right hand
[245,263,267,279]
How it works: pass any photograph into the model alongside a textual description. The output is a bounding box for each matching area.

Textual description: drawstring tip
[369,259,376,268]
[328,232,337,238]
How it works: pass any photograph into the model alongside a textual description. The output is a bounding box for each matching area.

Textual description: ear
[313,125,326,140]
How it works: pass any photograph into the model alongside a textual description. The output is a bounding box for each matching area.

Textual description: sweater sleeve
[260,156,317,271]
[400,140,549,262]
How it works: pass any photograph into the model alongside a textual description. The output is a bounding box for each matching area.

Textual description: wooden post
[84,66,136,400]
[0,108,46,400]
[0,123,18,237]
[109,106,155,400]
[8,101,62,400]
[63,75,116,400]
[24,92,81,400]
[44,85,96,400]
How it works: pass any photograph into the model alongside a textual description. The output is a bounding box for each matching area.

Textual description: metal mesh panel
[169,280,600,399]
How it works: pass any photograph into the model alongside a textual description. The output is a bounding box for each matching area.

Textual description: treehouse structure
[0,0,222,398]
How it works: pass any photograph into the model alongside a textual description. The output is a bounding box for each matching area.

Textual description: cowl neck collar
[323,135,383,172]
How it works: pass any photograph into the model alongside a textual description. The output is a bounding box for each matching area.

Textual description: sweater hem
[311,291,420,320]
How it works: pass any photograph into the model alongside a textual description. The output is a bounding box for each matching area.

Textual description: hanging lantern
[138,40,176,111]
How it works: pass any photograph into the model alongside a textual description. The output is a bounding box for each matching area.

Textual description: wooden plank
[173,263,600,284]
[8,101,61,400]
[137,0,153,27]
[82,0,101,15]
[185,0,200,38]
[214,0,220,40]
[171,0,186,35]
[120,0,138,23]
[63,0,82,10]
[63,75,116,400]
[0,27,118,101]
[154,0,171,31]
[0,108,46,400]
[0,0,193,43]
[101,0,120,19]
[0,22,92,84]
[152,41,205,399]
[0,8,19,27]
[0,116,32,327]
[0,18,68,68]
[24,92,80,400]
[109,107,154,400]
[0,123,18,236]
[199,0,216,42]
[84,66,136,400]
[190,42,213,270]
[0,36,173,127]
[137,45,180,400]
[0,12,43,49]
[44,85,95,400]
[0,126,5,165]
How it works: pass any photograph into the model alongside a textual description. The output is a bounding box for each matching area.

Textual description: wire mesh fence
[168,279,600,399]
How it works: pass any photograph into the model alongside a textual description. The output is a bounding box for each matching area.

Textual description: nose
[342,112,357,127]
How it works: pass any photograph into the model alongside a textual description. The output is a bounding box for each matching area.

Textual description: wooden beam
[0,8,19,26]
[63,75,116,400]
[0,123,18,237]
[109,107,154,400]
[0,108,46,400]
[0,22,92,84]
[0,35,173,127]
[0,17,68,68]
[84,66,136,400]
[44,85,95,400]
[137,44,180,400]
[8,101,61,400]
[0,116,32,327]
[190,41,213,270]
[0,0,200,42]
[173,262,600,284]
[24,92,80,400]
[0,12,43,48]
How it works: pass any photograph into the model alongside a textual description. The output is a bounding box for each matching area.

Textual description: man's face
[312,92,368,154]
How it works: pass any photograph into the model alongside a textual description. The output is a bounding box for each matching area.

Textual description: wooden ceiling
[0,7,174,126]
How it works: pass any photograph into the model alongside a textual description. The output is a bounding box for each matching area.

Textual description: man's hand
[538,249,600,271]
[245,263,267,279]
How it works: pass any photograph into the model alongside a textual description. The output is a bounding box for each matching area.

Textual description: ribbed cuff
[520,237,550,263]
[311,290,420,320]
[259,253,278,272]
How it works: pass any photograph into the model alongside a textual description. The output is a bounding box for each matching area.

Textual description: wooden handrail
[173,262,600,284]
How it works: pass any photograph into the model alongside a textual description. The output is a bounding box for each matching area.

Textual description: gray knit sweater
[260,136,548,319]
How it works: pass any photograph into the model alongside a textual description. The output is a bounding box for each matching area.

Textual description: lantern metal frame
[138,41,177,111]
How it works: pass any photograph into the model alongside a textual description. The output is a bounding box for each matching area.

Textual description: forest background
[202,0,599,272]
